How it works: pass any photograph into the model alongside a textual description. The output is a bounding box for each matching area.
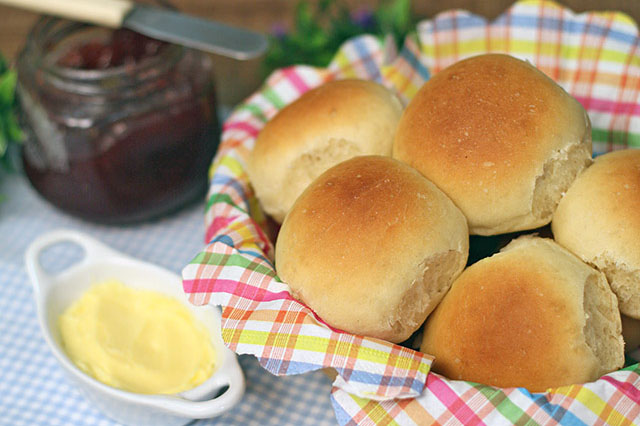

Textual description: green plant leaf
[0,51,24,181]
[0,70,16,105]
[375,0,412,45]
[5,112,23,142]
[295,2,316,33]
[262,0,418,77]
[318,0,333,13]
[0,117,7,157]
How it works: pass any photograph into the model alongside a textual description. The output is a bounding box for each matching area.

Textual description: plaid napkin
[182,0,640,423]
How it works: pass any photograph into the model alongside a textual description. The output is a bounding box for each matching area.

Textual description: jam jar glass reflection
[17,18,219,223]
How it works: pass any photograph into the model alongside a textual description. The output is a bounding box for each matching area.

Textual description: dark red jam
[21,96,217,223]
[56,29,166,70]
[18,19,219,223]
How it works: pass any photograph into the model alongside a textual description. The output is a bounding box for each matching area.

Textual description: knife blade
[0,0,268,60]
[124,5,268,60]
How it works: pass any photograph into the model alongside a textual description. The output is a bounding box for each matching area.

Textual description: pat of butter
[58,279,215,395]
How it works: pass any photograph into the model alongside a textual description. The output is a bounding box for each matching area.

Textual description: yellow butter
[58,279,215,394]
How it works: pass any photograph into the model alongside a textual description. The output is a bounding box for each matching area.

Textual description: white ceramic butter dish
[25,229,245,426]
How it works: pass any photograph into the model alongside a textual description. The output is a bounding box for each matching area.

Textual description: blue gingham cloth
[0,172,336,426]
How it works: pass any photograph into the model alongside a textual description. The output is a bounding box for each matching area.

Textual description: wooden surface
[1,0,638,105]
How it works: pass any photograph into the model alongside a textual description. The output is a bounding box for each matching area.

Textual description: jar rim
[26,17,184,85]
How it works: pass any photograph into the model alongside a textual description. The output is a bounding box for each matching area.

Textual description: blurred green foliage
[0,53,24,201]
[262,0,416,76]
[0,53,23,171]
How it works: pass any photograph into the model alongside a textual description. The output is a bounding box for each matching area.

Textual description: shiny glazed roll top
[393,54,592,235]
[275,155,469,343]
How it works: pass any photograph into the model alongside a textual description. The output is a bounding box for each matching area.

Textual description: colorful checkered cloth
[182,0,640,424]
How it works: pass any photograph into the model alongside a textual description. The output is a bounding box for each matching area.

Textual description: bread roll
[552,149,640,319]
[421,236,623,391]
[393,54,592,235]
[248,79,403,223]
[276,156,469,343]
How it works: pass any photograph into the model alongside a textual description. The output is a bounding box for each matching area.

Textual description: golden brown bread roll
[421,236,624,391]
[276,156,469,343]
[248,79,403,223]
[393,53,592,236]
[553,149,640,319]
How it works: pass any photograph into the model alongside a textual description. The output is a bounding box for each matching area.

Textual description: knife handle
[0,0,133,28]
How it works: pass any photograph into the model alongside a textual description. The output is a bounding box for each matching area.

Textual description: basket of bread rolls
[182,1,640,424]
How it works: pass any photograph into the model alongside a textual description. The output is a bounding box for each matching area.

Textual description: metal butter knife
[0,0,268,60]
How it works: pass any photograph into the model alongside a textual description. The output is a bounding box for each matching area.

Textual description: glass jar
[16,17,219,224]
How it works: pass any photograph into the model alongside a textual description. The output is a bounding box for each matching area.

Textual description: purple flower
[351,8,375,29]
[271,23,288,40]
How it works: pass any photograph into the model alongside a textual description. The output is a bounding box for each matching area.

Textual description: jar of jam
[16,17,219,223]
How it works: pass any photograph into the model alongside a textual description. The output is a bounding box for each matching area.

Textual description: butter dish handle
[148,347,246,419]
[24,229,125,297]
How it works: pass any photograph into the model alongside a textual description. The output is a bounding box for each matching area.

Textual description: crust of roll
[276,156,469,343]
[553,149,640,318]
[421,236,624,391]
[393,54,592,235]
[248,79,403,223]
